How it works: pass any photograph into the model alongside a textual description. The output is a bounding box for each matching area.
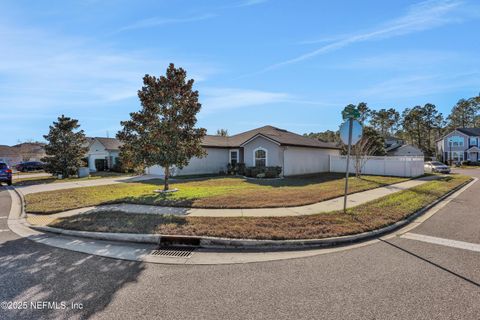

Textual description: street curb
[27,177,476,250]
[10,186,27,219]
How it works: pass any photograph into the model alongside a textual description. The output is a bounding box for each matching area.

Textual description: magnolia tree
[42,115,88,178]
[117,63,206,191]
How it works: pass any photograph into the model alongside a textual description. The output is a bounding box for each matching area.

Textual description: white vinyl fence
[329,155,424,177]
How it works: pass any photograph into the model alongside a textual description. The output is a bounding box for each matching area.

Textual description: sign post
[343,118,353,213]
[339,106,362,213]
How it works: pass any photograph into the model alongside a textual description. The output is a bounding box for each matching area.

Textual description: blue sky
[1,0,479,145]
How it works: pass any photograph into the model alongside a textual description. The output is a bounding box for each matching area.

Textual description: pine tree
[42,115,88,178]
[117,63,206,191]
[370,108,400,137]
[216,129,228,136]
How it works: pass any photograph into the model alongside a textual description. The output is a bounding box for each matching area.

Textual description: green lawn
[25,173,409,213]
[49,174,472,240]
[14,171,132,186]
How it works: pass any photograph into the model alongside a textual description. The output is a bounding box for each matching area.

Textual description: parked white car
[424,161,451,174]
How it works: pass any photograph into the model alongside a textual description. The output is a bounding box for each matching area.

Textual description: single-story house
[146,125,341,177]
[385,136,423,157]
[85,137,122,172]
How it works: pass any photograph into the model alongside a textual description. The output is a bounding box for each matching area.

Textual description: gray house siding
[387,145,424,157]
[438,130,480,162]
[242,136,284,168]
[146,147,230,176]
[283,146,338,176]
[441,131,469,152]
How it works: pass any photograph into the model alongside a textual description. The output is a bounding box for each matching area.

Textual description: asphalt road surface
[0,170,479,320]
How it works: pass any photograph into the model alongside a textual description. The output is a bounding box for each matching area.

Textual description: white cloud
[117,13,217,32]
[236,0,268,7]
[357,71,480,102]
[200,88,290,113]
[0,22,219,114]
[332,50,460,70]
[263,0,472,71]
[199,87,336,114]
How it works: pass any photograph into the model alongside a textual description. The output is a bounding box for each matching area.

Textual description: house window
[254,148,267,167]
[448,136,464,147]
[470,137,478,146]
[451,151,464,161]
[229,150,239,165]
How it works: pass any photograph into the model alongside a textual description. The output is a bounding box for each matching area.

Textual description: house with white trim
[146,125,341,177]
[436,128,480,163]
[85,137,122,172]
[385,136,423,157]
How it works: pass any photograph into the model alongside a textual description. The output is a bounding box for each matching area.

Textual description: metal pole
[449,141,452,166]
[343,118,353,213]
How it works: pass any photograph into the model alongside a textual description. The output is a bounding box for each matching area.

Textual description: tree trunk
[164,166,170,191]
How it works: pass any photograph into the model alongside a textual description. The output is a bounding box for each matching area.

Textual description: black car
[0,162,12,186]
[16,161,45,172]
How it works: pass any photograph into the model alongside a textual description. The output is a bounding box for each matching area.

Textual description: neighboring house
[0,142,46,167]
[146,125,341,177]
[85,137,123,172]
[386,144,424,157]
[436,128,480,163]
[384,136,423,157]
[385,138,423,157]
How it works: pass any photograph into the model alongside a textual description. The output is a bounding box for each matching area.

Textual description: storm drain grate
[149,247,196,258]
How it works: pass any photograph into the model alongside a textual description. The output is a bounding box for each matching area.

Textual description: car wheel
[7,180,12,186]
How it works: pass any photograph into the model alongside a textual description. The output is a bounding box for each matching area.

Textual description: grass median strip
[25,174,408,214]
[48,174,471,240]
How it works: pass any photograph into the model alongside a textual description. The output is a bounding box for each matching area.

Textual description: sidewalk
[26,175,439,225]
[17,174,161,195]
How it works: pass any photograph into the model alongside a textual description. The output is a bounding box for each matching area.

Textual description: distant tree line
[304,93,480,158]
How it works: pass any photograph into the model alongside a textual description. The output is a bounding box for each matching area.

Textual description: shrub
[227,163,234,175]
[461,160,471,166]
[226,162,246,175]
[111,159,126,173]
[81,157,89,167]
[245,166,282,178]
[236,163,246,176]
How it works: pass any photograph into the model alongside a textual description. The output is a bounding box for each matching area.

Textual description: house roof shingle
[94,137,123,150]
[86,126,340,151]
[456,128,480,136]
[202,125,340,149]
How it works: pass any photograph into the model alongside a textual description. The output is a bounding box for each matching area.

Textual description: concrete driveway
[16,174,160,195]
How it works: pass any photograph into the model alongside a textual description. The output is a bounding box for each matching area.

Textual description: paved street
[0,170,479,319]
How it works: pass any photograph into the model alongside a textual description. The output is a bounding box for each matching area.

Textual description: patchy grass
[13,170,46,175]
[49,174,471,240]
[14,171,132,186]
[25,173,409,214]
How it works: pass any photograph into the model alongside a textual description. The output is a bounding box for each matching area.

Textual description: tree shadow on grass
[0,236,145,320]
[117,193,196,208]
[245,173,345,188]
